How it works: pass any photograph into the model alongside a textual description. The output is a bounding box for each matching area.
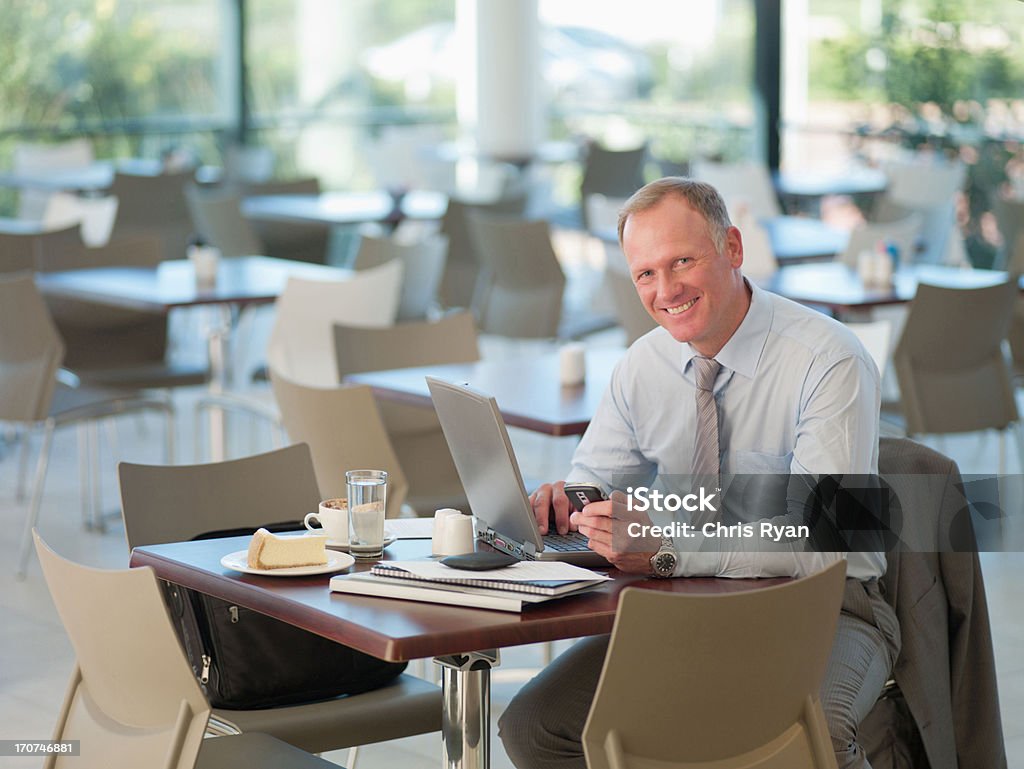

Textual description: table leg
[206,305,234,461]
[435,649,500,769]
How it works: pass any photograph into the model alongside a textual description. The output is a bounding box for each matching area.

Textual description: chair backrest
[584,194,628,236]
[583,560,847,769]
[580,143,647,230]
[13,139,95,221]
[240,177,329,264]
[691,159,782,220]
[353,232,449,321]
[603,268,657,346]
[839,211,923,269]
[878,160,965,265]
[266,260,403,387]
[733,208,777,279]
[270,373,409,518]
[118,443,322,548]
[109,171,194,260]
[0,225,83,275]
[223,143,276,185]
[894,280,1019,435]
[33,532,209,769]
[438,197,527,309]
[185,186,264,256]
[0,273,64,422]
[43,192,119,248]
[993,196,1024,270]
[35,234,170,371]
[845,319,892,378]
[467,215,566,338]
[333,310,479,380]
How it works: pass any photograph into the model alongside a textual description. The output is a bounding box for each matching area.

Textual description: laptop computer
[427,377,609,567]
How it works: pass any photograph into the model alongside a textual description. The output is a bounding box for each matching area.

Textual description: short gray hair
[617,177,732,253]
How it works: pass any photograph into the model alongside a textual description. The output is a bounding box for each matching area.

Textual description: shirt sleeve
[673,353,880,578]
[569,356,657,490]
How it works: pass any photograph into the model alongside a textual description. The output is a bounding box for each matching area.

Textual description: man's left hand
[570,490,662,574]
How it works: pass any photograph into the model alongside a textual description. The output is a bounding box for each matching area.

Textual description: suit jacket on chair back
[865,438,1007,769]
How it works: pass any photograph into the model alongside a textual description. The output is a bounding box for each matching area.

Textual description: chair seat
[49,382,170,424]
[212,673,442,755]
[197,731,342,769]
[74,362,209,390]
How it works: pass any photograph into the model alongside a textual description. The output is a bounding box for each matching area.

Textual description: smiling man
[499,178,899,769]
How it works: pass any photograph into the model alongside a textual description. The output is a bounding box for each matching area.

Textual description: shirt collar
[680,279,771,380]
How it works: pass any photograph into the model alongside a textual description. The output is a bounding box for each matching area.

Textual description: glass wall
[246,0,455,188]
[783,0,1024,266]
[538,0,756,166]
[0,0,225,159]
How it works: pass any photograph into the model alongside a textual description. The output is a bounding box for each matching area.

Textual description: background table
[345,347,625,437]
[241,190,448,228]
[760,262,1017,315]
[38,256,351,458]
[130,535,778,769]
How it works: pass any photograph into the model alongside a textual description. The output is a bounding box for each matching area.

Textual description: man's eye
[674,257,692,268]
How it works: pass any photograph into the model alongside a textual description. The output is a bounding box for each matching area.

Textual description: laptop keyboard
[542,531,593,552]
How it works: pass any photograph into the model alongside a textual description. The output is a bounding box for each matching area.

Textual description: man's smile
[664,297,699,315]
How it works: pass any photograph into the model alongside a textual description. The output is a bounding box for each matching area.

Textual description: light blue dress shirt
[571,281,884,579]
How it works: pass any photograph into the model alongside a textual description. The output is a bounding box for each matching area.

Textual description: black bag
[160,524,406,710]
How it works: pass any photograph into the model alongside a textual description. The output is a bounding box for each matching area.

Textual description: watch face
[653,551,676,576]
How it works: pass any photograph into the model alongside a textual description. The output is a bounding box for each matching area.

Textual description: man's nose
[656,272,682,303]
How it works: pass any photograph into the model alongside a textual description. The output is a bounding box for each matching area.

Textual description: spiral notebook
[370,562,607,597]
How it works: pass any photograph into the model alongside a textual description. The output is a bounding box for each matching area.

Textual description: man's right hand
[529,481,576,535]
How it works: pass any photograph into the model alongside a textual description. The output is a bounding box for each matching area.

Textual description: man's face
[622,195,749,356]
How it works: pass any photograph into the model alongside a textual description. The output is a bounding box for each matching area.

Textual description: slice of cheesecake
[247,528,328,570]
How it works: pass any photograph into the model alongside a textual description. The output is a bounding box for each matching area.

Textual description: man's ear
[725,226,744,269]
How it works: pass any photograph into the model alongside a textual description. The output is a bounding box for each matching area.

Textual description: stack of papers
[329,559,610,613]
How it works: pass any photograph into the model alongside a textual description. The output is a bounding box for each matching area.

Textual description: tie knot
[692,356,720,392]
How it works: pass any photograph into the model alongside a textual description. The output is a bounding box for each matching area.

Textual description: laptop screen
[426,377,544,555]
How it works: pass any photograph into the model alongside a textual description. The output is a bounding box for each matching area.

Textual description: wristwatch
[649,537,677,578]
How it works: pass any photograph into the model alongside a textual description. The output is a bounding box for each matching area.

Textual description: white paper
[387,559,611,582]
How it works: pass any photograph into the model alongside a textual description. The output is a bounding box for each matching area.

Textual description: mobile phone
[563,482,608,513]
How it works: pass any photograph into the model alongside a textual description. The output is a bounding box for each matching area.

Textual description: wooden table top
[130,536,779,662]
[36,255,351,313]
[345,347,626,437]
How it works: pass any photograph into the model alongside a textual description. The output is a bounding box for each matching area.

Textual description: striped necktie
[691,356,721,481]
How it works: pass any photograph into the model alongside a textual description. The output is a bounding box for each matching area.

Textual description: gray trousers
[498,578,900,769]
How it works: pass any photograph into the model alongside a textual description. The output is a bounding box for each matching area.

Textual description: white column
[456,0,542,162]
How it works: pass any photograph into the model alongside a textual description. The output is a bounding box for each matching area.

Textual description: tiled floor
[2,259,1023,767]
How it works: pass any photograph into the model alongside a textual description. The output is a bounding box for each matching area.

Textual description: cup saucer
[327,535,396,552]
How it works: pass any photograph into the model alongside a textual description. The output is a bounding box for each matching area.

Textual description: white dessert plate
[221,549,355,577]
[326,535,396,552]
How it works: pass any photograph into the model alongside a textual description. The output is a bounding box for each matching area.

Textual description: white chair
[353,232,448,321]
[838,210,923,269]
[879,159,966,265]
[32,530,346,769]
[2,274,173,579]
[467,215,566,339]
[12,138,94,221]
[845,319,892,378]
[43,192,119,248]
[194,260,403,458]
[267,259,403,386]
[691,158,782,220]
[583,561,847,769]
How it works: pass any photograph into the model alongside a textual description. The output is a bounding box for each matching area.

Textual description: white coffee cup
[305,499,349,545]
